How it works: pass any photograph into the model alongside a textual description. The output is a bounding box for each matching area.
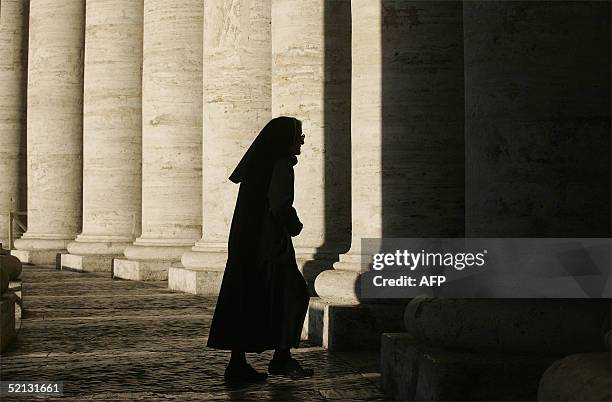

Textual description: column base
[380,333,556,401]
[11,249,61,265]
[168,266,224,295]
[112,259,170,281]
[179,244,338,296]
[177,245,226,295]
[314,268,361,301]
[332,251,362,272]
[295,249,338,295]
[67,236,133,256]
[181,244,227,270]
[304,297,405,351]
[12,236,73,265]
[61,254,116,273]
[404,298,611,355]
[124,239,195,261]
[115,240,197,282]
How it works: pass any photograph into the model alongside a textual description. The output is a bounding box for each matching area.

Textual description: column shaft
[316,0,465,301]
[306,0,465,352]
[383,4,612,397]
[465,0,611,237]
[172,0,271,294]
[330,0,383,271]
[271,0,352,289]
[62,0,144,272]
[0,0,28,249]
[116,0,202,281]
[13,0,85,265]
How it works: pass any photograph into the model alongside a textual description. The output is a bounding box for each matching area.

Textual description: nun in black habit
[207,116,313,382]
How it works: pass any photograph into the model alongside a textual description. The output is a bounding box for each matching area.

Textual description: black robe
[207,154,309,352]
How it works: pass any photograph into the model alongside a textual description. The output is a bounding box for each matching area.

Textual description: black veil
[229,116,301,184]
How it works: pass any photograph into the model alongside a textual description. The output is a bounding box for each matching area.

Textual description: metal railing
[8,211,27,250]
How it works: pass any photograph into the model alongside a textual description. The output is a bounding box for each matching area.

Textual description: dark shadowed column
[310,0,465,351]
[272,0,352,291]
[381,2,611,400]
[465,1,610,237]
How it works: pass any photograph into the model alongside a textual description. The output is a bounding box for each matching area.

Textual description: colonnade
[3,0,609,355]
[4,0,467,349]
[0,0,489,348]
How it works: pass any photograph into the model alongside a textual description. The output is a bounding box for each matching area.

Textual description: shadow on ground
[1,266,384,401]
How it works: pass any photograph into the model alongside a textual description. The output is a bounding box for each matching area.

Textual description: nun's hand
[287,218,303,237]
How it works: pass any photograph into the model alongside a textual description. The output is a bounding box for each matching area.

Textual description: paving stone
[1,266,386,401]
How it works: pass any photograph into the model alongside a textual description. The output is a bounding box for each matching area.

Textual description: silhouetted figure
[207,116,313,382]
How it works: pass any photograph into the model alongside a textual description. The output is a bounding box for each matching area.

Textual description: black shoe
[268,357,314,379]
[224,362,268,383]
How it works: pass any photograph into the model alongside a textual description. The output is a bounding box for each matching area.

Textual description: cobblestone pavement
[1,265,386,401]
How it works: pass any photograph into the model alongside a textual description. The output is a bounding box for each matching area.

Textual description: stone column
[114,0,202,281]
[381,2,611,400]
[465,0,610,237]
[309,0,465,350]
[313,0,383,301]
[61,0,143,272]
[271,0,352,291]
[169,0,272,295]
[0,0,28,250]
[13,0,85,265]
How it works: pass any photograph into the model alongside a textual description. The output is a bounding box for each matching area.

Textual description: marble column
[381,2,611,398]
[169,0,272,294]
[316,0,465,302]
[61,0,143,272]
[0,0,28,250]
[313,0,382,301]
[271,0,352,291]
[114,0,202,281]
[309,0,465,350]
[465,0,610,237]
[13,0,85,265]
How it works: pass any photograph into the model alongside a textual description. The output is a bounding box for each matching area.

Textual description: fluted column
[114,0,202,281]
[0,0,28,250]
[170,0,271,294]
[271,0,352,290]
[13,0,85,265]
[61,0,143,272]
